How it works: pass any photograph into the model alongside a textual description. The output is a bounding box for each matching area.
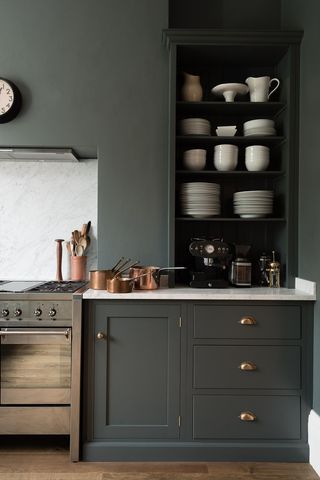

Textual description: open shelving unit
[164,29,302,286]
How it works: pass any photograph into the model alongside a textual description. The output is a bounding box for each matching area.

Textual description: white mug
[245,76,280,102]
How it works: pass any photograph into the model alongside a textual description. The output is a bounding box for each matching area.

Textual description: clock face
[0,78,21,123]
[0,80,14,116]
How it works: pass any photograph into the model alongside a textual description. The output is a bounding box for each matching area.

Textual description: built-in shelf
[176,170,284,177]
[176,101,286,116]
[175,217,286,222]
[176,136,285,146]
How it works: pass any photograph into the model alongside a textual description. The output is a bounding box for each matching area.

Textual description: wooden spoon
[75,244,84,256]
[73,230,80,244]
[78,236,88,252]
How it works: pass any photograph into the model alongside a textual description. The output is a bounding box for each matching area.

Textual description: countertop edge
[83,278,316,301]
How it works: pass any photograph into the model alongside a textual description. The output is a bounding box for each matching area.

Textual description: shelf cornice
[163,29,304,48]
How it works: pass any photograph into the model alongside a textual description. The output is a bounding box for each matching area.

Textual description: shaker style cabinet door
[91,303,181,440]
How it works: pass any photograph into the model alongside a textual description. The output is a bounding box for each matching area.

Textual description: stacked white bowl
[245,145,270,171]
[180,182,221,218]
[214,144,238,171]
[183,149,206,170]
[233,190,274,218]
[216,125,237,136]
[181,118,211,135]
[243,119,276,136]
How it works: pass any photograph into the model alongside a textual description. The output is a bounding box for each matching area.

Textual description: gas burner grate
[28,281,88,293]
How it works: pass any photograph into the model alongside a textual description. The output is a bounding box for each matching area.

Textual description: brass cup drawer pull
[238,316,257,325]
[239,361,257,371]
[96,331,107,340]
[239,411,257,422]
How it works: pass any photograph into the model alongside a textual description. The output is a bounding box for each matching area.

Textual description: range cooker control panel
[0,300,72,326]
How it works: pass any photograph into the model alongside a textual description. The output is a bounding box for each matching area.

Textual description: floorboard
[0,438,318,480]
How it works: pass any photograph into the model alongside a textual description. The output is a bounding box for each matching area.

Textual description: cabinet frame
[163,29,303,287]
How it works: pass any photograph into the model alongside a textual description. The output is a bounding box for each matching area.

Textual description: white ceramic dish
[243,119,275,128]
[216,125,237,136]
[211,83,249,102]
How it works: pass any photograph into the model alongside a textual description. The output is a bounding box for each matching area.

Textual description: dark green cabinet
[82,299,313,462]
[83,302,181,444]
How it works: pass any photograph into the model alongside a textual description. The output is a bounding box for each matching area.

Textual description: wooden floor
[0,438,318,480]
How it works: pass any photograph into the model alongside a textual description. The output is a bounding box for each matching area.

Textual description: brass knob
[96,331,106,340]
[239,411,257,422]
[238,316,257,325]
[239,361,257,371]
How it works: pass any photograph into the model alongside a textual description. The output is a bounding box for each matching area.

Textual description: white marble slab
[83,278,316,301]
[0,159,97,281]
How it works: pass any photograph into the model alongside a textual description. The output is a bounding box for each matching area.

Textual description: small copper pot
[106,277,135,293]
[130,266,185,290]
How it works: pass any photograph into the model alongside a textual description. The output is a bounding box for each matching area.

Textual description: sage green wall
[0,0,169,268]
[282,0,320,413]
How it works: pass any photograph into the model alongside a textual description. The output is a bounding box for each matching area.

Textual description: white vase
[181,72,203,102]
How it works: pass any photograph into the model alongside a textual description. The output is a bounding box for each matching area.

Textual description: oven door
[0,328,71,405]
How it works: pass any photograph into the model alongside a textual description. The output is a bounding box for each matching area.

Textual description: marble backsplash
[0,159,97,280]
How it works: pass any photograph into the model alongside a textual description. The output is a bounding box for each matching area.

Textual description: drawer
[193,346,301,389]
[192,304,301,339]
[193,395,300,439]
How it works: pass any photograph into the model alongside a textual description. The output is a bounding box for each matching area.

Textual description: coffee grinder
[189,238,233,288]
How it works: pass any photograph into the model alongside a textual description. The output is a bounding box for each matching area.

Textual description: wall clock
[0,78,22,123]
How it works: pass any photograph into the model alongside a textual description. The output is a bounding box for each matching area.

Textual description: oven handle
[0,328,71,340]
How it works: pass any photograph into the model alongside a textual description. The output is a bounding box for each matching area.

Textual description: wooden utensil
[78,236,88,252]
[73,230,80,244]
[75,244,84,256]
[55,239,64,281]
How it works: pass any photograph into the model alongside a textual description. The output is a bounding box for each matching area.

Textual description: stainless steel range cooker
[0,280,88,462]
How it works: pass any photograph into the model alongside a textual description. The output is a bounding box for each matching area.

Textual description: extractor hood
[0,145,97,162]
[0,148,79,162]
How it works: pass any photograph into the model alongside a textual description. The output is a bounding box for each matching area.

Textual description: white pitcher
[245,76,280,102]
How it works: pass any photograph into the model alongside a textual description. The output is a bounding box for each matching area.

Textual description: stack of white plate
[181,118,211,135]
[180,182,221,218]
[243,119,276,136]
[233,190,274,218]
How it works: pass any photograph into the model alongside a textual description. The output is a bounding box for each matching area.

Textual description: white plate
[239,214,267,218]
[234,190,273,195]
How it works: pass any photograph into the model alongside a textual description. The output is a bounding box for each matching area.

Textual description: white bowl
[216,126,237,136]
[214,144,238,152]
[245,156,270,171]
[183,149,206,170]
[214,145,238,171]
[243,119,275,129]
[214,156,238,171]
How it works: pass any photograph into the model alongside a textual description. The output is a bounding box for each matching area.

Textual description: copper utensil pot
[90,270,113,290]
[106,272,149,293]
[106,277,134,293]
[130,266,185,290]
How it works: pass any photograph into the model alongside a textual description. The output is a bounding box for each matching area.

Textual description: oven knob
[14,308,22,317]
[34,308,42,317]
[49,308,56,317]
[1,309,9,318]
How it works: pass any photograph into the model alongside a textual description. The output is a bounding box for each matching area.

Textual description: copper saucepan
[129,266,186,290]
[106,272,148,293]
[89,270,114,289]
[90,260,140,290]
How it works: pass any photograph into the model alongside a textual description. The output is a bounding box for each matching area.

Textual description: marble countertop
[83,278,316,301]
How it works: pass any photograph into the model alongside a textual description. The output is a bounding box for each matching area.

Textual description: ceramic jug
[245,76,280,102]
[181,72,203,101]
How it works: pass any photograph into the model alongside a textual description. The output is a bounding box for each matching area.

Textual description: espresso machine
[189,238,233,288]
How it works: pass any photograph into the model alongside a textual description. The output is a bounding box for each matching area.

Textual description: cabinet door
[92,303,181,440]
